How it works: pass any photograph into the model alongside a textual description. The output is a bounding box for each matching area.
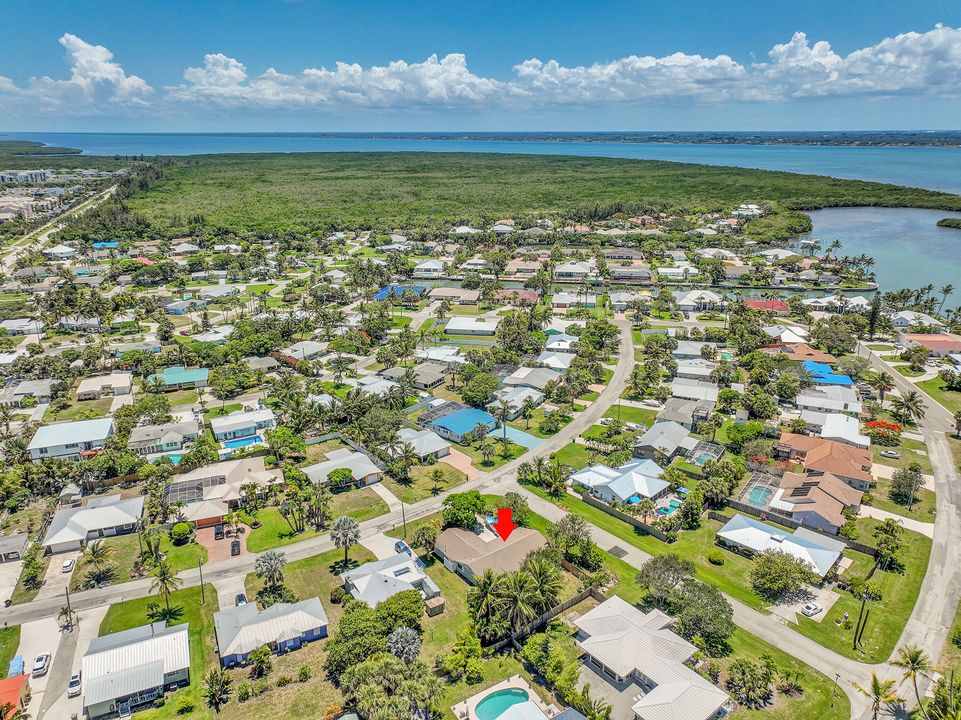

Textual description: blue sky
[3,0,961,131]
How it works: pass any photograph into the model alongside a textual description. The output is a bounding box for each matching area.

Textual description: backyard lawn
[917,377,961,414]
[203,403,243,422]
[382,463,467,504]
[507,409,573,439]
[44,397,113,422]
[602,403,657,426]
[70,532,208,592]
[244,488,390,552]
[162,388,200,407]
[98,585,218,720]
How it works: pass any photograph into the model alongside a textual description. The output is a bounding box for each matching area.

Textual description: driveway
[38,605,108,720]
[769,585,841,625]
[441,448,480,480]
[361,532,400,560]
[16,617,62,717]
[859,505,935,538]
[212,572,248,609]
[500,425,544,450]
[197,526,248,565]
[36,551,79,601]
[0,560,23,606]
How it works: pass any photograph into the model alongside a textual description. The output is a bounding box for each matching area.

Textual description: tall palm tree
[939,284,955,317]
[202,667,233,713]
[150,560,182,619]
[494,399,513,444]
[521,555,563,615]
[254,550,288,589]
[870,371,895,407]
[853,673,902,720]
[467,569,502,632]
[891,645,932,719]
[891,390,926,425]
[331,515,360,565]
[495,571,537,633]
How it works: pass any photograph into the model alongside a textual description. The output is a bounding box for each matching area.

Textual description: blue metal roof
[801,360,853,386]
[431,407,496,436]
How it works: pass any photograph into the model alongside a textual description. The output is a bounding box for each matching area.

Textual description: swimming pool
[475,688,529,720]
[692,453,713,466]
[656,498,683,516]
[746,486,773,507]
[719,352,735,361]
[149,453,182,465]
[223,435,263,449]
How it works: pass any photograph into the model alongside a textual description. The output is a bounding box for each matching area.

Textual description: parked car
[61,558,75,573]
[801,603,823,617]
[67,670,82,697]
[599,417,612,426]
[624,422,641,431]
[32,653,51,678]
[394,540,412,556]
[880,450,901,459]
[230,540,241,556]
[235,593,247,606]
[214,524,224,540]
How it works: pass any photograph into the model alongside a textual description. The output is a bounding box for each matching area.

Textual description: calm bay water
[6,131,961,293]
[6,131,961,194]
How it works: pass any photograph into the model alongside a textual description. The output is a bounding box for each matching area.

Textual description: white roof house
[280,340,328,360]
[77,372,133,399]
[819,413,870,449]
[209,408,276,441]
[892,310,945,330]
[43,243,78,259]
[673,289,723,311]
[696,247,738,261]
[575,596,728,720]
[356,375,399,397]
[214,598,328,665]
[0,318,45,335]
[796,385,862,416]
[670,378,720,403]
[758,248,800,261]
[389,427,451,460]
[764,325,809,344]
[503,366,562,391]
[536,350,575,370]
[552,291,597,308]
[445,316,498,335]
[340,553,441,607]
[43,495,144,553]
[82,622,190,719]
[27,417,114,462]
[544,333,579,353]
[190,324,234,344]
[716,513,842,577]
[416,345,466,365]
[572,459,668,504]
[303,448,382,486]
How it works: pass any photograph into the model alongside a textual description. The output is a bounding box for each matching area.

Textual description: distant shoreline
[4,131,961,149]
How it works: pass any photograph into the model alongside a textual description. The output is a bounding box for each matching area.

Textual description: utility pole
[401,502,408,539]
[198,560,205,604]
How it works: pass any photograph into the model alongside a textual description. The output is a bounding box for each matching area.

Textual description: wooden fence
[484,588,607,653]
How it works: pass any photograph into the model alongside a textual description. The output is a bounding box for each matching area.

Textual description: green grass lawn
[459,439,527,470]
[0,626,20,675]
[0,502,47,535]
[507,409,572,439]
[940,599,961,675]
[871,436,934,474]
[10,552,49,604]
[99,585,218,720]
[551,442,598,470]
[382,463,467,504]
[70,532,208,592]
[917,377,961,414]
[161,388,200,407]
[244,489,389,552]
[603,404,657,426]
[44,397,113,422]
[895,365,926,377]
[867,475,936,523]
[204,403,243,422]
[867,344,894,351]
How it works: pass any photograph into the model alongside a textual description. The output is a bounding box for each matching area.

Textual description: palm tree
[82,539,113,569]
[532,456,547,487]
[853,673,902,720]
[150,560,182,619]
[891,390,925,424]
[891,645,932,719]
[494,399,512,444]
[254,550,287,589]
[331,515,360,565]
[395,442,418,482]
[0,702,29,720]
[939,284,956,317]
[495,571,537,633]
[520,396,537,429]
[870,371,895,407]
[202,667,233,713]
[522,555,563,615]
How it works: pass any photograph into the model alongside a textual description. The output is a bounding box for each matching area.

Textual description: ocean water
[6,131,961,194]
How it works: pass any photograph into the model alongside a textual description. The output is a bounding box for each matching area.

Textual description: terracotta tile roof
[905,333,961,352]
[779,433,872,483]
[778,471,863,528]
[745,300,789,312]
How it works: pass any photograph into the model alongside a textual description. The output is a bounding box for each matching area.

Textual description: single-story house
[574,596,729,720]
[892,311,945,332]
[197,285,239,301]
[716,513,843,578]
[356,375,399,397]
[633,421,697,462]
[670,378,719,403]
[572,458,669,505]
[0,318,44,335]
[429,287,480,304]
[536,350,575,371]
[210,408,276,442]
[445,317,498,336]
[553,261,594,281]
[609,265,653,284]
[82,622,190,719]
[27,417,114,462]
[413,259,445,278]
[434,523,547,583]
[215,598,328,667]
[147,366,209,391]
[673,289,723,313]
[816,413,870,449]
[244,355,280,372]
[490,386,544,420]
[164,457,282,527]
[42,243,77,259]
[745,299,790,315]
[389,427,451,461]
[675,358,716,381]
[190,324,234,345]
[904,333,961,357]
[503,366,562,392]
[551,292,597,310]
[340,553,441,607]
[796,386,861,417]
[543,333,579,353]
[429,407,498,443]
[0,378,57,407]
[76,372,133,401]
[42,494,144,553]
[380,362,447,390]
[127,421,199,455]
[657,398,713,431]
[769,471,863,534]
[303,448,382,487]
[280,340,329,362]
[802,360,854,387]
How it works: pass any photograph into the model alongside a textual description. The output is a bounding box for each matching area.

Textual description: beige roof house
[434,523,546,583]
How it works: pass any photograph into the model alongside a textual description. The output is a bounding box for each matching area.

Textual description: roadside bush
[254,680,270,696]
[707,550,725,566]
[175,699,194,715]
[170,521,192,545]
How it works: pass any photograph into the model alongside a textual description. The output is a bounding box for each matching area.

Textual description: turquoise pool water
[719,352,734,361]
[223,435,263,449]
[693,453,713,466]
[656,498,683,516]
[149,453,183,465]
[747,486,773,507]
[475,689,529,720]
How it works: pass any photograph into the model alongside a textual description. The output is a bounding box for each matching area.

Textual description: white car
[32,653,51,678]
[801,602,823,617]
[879,450,901,459]
[61,558,76,573]
[625,422,641,431]
[599,417,612,426]
[67,670,82,697]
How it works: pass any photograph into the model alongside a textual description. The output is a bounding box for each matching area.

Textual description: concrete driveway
[16,617,62,717]
[38,605,108,720]
[441,449,480,480]
[212,573,247,609]
[361,532,399,560]
[36,551,79,601]
[770,585,841,625]
[0,560,23,606]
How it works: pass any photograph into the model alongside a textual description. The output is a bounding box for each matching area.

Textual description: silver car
[32,653,51,678]
[67,670,82,697]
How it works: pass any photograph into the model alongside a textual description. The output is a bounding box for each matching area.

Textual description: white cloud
[2,25,961,120]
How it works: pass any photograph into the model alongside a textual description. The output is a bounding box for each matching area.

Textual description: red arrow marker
[493,508,517,542]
